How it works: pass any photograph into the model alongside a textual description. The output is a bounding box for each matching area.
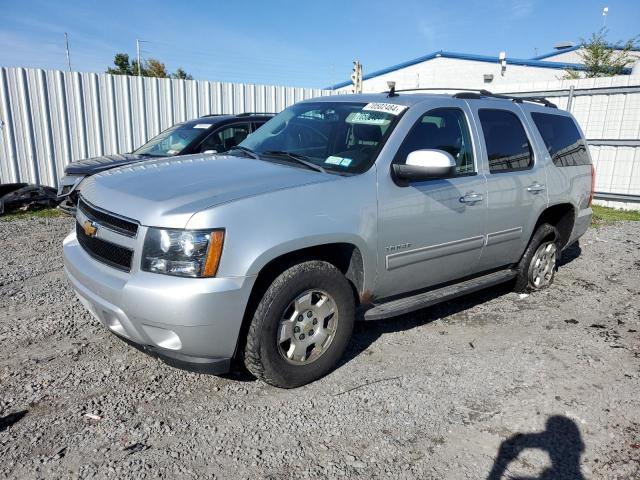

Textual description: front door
[375,103,487,299]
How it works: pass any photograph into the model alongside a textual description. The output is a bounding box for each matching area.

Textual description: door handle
[526,183,546,193]
[459,192,484,205]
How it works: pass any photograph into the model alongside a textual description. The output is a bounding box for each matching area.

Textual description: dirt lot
[0,215,638,479]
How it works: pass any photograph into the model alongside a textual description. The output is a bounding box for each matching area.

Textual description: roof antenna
[387,81,398,97]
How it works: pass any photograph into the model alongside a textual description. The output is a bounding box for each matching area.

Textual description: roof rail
[383,87,488,94]
[200,112,277,118]
[235,112,278,117]
[452,89,557,108]
[379,87,557,108]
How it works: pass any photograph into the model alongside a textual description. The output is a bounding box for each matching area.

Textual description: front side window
[394,108,475,175]
[479,109,533,173]
[198,124,250,153]
[134,123,208,157]
[238,102,403,174]
[530,113,591,167]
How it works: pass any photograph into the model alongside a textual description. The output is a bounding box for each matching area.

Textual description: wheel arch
[233,241,369,361]
[533,202,576,249]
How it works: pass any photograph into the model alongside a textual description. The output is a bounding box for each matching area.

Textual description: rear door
[375,101,488,298]
[469,104,548,270]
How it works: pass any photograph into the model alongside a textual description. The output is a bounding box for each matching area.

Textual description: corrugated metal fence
[0,67,332,187]
[2,68,639,209]
[495,75,640,210]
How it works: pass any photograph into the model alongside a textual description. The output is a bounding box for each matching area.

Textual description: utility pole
[351,60,362,93]
[64,32,71,72]
[136,39,142,76]
[602,6,608,27]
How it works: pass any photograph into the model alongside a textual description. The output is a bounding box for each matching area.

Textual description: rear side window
[479,109,533,173]
[531,113,591,167]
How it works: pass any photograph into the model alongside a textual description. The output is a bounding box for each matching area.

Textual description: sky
[0,0,638,89]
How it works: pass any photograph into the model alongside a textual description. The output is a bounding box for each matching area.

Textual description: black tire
[514,223,560,293]
[243,260,355,388]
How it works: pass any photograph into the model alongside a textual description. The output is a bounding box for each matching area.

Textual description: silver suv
[63,91,593,388]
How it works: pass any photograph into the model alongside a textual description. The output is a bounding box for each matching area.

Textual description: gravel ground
[0,215,638,479]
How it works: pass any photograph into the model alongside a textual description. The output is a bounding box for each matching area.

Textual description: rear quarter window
[531,113,591,167]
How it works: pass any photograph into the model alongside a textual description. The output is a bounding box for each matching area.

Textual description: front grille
[76,222,133,272]
[78,198,139,237]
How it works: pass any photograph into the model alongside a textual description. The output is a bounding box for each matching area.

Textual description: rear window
[531,113,591,167]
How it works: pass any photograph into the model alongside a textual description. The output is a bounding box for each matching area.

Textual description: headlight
[141,228,225,278]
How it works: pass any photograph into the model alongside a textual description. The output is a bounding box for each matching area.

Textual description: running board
[363,269,517,321]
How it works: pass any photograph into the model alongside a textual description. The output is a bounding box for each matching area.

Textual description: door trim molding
[386,235,485,271]
[485,226,523,246]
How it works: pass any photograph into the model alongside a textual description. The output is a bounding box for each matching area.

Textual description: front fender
[186,169,379,294]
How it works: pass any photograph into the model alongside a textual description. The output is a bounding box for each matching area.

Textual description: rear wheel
[514,223,559,293]
[243,261,355,388]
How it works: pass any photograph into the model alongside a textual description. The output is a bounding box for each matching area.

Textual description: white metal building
[331,47,638,93]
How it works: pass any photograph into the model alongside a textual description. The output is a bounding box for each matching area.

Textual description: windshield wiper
[262,151,326,174]
[228,146,260,159]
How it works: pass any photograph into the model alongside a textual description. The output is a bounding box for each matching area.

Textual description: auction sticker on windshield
[362,103,407,115]
[346,111,390,125]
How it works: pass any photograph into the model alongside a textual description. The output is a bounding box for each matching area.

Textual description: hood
[65,153,148,175]
[79,154,336,228]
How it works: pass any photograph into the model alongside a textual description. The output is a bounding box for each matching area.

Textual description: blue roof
[532,44,640,60]
[327,50,589,90]
[531,45,581,60]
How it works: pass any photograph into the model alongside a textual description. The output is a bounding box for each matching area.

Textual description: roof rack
[235,112,278,117]
[379,87,557,108]
[200,112,277,118]
[452,89,557,108]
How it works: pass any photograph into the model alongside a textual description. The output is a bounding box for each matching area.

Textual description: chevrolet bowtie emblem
[82,220,98,237]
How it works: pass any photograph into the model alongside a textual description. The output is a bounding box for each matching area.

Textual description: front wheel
[514,223,559,293]
[243,261,355,388]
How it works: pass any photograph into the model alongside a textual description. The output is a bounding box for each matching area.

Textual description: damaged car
[57,113,274,214]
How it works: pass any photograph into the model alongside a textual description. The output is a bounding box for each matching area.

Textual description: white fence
[0,67,332,187]
[494,75,640,210]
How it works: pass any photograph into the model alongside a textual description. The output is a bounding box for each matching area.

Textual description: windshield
[133,123,209,157]
[238,102,404,173]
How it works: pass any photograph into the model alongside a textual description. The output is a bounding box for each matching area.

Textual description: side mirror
[392,149,456,183]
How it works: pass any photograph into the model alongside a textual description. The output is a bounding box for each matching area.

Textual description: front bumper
[56,174,84,216]
[63,230,256,373]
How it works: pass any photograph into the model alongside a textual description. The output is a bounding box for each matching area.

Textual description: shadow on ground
[340,281,513,367]
[340,242,583,368]
[0,410,28,433]
[486,415,585,480]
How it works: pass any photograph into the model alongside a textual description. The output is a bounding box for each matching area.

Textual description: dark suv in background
[57,113,275,214]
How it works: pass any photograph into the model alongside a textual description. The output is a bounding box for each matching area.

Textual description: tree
[146,59,168,78]
[564,28,639,79]
[172,68,193,80]
[106,53,191,79]
[106,53,133,75]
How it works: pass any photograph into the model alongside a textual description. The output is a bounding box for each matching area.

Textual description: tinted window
[395,108,475,175]
[531,113,591,167]
[198,124,250,153]
[479,109,533,173]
